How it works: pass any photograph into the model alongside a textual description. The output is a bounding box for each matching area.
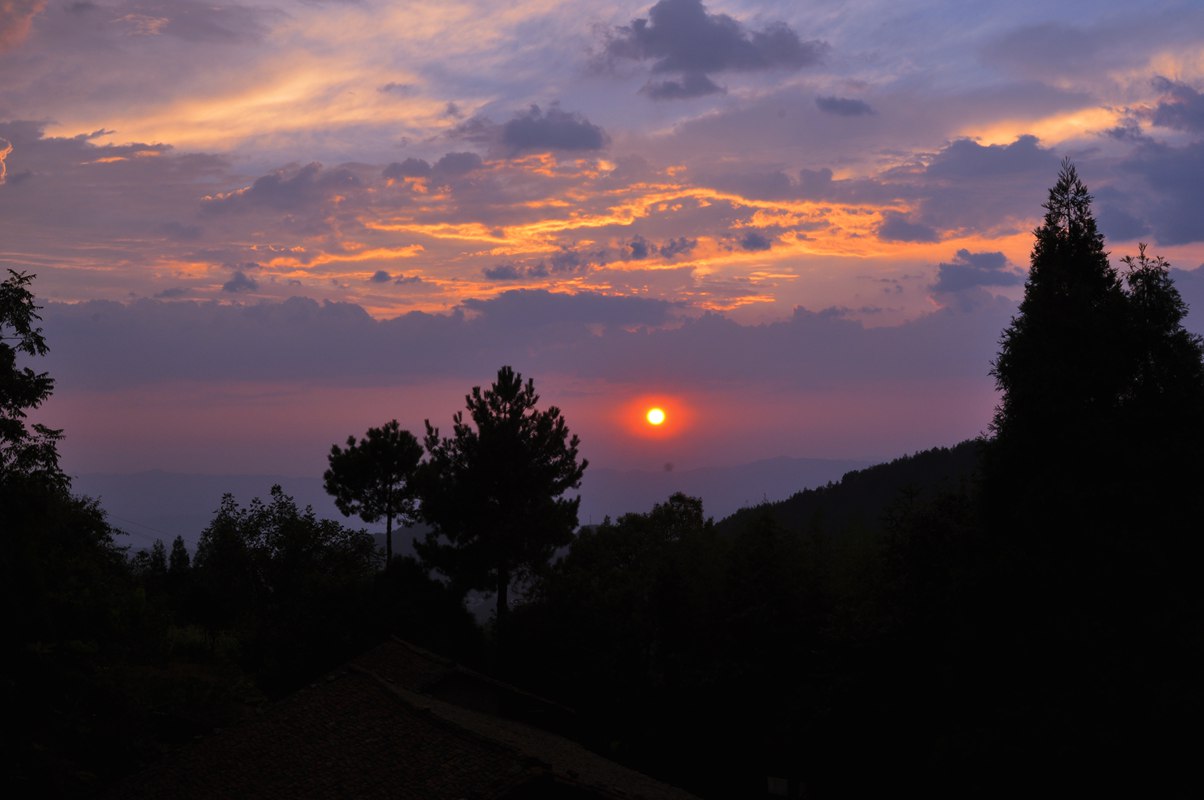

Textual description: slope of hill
[717,440,981,534]
[577,456,869,525]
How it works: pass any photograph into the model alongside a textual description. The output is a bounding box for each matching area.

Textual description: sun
[645,407,666,426]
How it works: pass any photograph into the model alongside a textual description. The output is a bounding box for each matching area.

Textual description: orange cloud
[0,1,45,51]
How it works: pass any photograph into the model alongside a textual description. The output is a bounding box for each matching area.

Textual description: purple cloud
[604,0,825,100]
[738,231,773,251]
[383,158,432,179]
[0,0,45,51]
[204,162,361,213]
[931,249,1024,294]
[483,263,523,281]
[501,105,607,153]
[606,0,826,75]
[816,96,875,117]
[642,71,723,100]
[1150,77,1204,133]
[222,270,258,293]
[877,212,939,243]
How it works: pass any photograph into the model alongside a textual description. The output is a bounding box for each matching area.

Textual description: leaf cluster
[0,270,63,485]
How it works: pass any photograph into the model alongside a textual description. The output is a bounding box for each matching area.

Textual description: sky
[3,0,1204,482]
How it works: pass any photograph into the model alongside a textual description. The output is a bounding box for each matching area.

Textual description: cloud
[642,71,722,100]
[1094,186,1152,241]
[605,0,825,75]
[482,246,601,281]
[116,1,270,43]
[483,263,522,281]
[625,236,651,260]
[877,212,939,243]
[433,151,483,177]
[1117,140,1204,245]
[500,105,607,154]
[368,270,390,283]
[931,249,1025,294]
[159,221,203,241]
[659,236,697,258]
[1150,77,1204,133]
[38,290,681,390]
[925,134,1054,179]
[797,168,835,199]
[603,0,825,100]
[980,22,1103,81]
[37,290,1030,471]
[204,162,361,213]
[378,82,418,97]
[815,96,874,117]
[222,270,258,293]
[622,235,698,261]
[1170,264,1204,333]
[737,231,773,251]
[0,0,46,51]
[0,136,11,184]
[382,158,432,179]
[900,135,1061,237]
[461,289,675,330]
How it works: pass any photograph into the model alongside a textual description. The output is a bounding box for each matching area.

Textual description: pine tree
[990,159,1129,469]
[981,161,1204,785]
[324,420,423,563]
[416,366,587,659]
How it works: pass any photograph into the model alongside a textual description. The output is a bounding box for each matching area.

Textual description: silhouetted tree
[193,485,378,687]
[1,273,139,794]
[989,160,1128,481]
[417,366,587,656]
[982,161,1204,792]
[324,419,423,563]
[0,269,63,486]
[168,535,191,574]
[988,160,1204,535]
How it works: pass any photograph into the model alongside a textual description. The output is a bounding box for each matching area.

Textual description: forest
[3,162,1202,797]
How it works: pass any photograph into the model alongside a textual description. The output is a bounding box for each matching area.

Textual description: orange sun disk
[646,407,666,426]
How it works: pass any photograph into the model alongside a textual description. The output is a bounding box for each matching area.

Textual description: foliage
[193,485,379,688]
[416,366,587,646]
[0,269,64,486]
[990,159,1129,457]
[718,441,980,538]
[324,419,423,562]
[981,161,1204,791]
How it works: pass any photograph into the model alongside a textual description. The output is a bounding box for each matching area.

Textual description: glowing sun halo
[645,407,666,426]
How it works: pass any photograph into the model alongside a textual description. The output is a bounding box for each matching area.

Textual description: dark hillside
[717,439,981,536]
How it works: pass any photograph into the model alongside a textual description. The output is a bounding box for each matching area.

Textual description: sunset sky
[3,0,1204,481]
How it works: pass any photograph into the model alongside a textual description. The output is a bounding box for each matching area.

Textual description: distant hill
[72,456,870,554]
[717,440,981,534]
[577,456,870,525]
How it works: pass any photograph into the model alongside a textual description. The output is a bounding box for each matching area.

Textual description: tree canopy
[990,160,1129,456]
[324,420,423,562]
[416,366,587,650]
[0,269,63,485]
[988,160,1204,528]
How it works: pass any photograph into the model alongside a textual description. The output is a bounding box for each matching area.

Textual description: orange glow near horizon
[618,394,693,442]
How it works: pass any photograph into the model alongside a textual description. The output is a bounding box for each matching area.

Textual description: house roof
[111,639,699,800]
